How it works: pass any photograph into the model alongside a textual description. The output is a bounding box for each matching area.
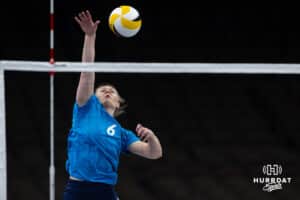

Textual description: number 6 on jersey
[107,124,117,136]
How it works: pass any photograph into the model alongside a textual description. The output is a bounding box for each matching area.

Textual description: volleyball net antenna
[1,61,300,200]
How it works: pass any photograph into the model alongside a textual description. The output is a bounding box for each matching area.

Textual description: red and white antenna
[50,0,55,64]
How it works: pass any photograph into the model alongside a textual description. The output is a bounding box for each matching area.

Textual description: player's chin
[103,100,117,108]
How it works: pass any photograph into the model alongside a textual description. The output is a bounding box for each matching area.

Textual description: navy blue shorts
[63,179,119,200]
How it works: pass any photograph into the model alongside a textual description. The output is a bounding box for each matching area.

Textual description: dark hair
[95,83,127,117]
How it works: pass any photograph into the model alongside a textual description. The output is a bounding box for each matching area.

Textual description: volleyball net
[1,60,300,200]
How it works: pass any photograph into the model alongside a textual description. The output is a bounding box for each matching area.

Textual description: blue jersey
[66,95,139,185]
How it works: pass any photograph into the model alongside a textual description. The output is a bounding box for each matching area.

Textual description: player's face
[96,85,121,109]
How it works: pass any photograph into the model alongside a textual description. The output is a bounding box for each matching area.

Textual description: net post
[49,70,55,200]
[0,68,7,200]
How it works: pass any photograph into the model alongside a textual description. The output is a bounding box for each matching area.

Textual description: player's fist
[136,123,155,142]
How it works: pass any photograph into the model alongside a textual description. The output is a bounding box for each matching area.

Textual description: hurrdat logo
[253,164,292,192]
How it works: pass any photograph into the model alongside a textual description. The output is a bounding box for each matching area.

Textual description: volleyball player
[63,10,163,200]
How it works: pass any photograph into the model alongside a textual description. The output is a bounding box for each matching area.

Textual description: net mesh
[1,61,300,200]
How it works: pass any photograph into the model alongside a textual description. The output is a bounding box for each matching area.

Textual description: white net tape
[1,60,300,74]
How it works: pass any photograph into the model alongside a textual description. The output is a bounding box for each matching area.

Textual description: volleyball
[108,5,142,38]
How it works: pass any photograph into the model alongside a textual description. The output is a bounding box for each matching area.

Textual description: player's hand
[75,10,100,36]
[136,123,155,142]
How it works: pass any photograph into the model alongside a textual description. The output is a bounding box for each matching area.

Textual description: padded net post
[0,68,7,200]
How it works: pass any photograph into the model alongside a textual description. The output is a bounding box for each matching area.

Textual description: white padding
[0,69,7,200]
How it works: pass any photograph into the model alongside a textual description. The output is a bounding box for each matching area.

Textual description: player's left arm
[128,124,163,159]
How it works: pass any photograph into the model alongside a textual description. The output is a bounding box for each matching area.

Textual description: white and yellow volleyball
[108,5,142,38]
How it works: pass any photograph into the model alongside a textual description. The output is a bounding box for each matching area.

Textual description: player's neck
[102,101,116,116]
[102,103,115,116]
[104,107,115,116]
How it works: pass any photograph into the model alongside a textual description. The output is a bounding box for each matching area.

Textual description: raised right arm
[74,11,100,106]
